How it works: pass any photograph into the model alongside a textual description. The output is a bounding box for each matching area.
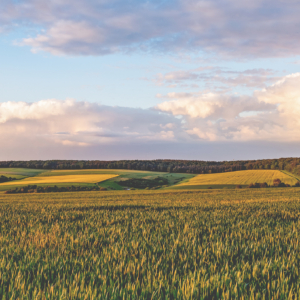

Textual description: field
[0,174,118,186]
[1,188,300,299]
[175,170,298,188]
[45,169,194,189]
[0,168,46,177]
[0,168,194,191]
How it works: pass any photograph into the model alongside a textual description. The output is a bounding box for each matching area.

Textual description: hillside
[1,157,300,177]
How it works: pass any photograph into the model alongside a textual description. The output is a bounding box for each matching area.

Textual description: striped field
[176,170,298,187]
[0,174,118,186]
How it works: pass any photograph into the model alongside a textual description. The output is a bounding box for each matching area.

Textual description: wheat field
[0,174,118,186]
[1,189,300,299]
[177,169,298,186]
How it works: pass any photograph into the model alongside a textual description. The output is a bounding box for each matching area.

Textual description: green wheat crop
[0,188,300,299]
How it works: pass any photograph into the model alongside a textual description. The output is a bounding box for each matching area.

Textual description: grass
[0,174,118,186]
[176,169,297,188]
[0,168,46,176]
[0,188,300,299]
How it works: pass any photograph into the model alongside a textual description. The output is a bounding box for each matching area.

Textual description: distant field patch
[0,168,46,176]
[176,170,297,187]
[0,174,118,186]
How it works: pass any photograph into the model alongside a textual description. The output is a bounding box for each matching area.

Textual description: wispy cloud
[154,68,279,90]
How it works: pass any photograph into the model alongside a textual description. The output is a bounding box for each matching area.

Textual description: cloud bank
[0,73,300,159]
[2,0,300,57]
[157,73,300,142]
[0,98,184,148]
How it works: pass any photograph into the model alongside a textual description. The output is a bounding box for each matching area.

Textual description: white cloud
[156,93,274,119]
[0,99,75,123]
[156,73,300,142]
[1,73,300,159]
[0,99,183,150]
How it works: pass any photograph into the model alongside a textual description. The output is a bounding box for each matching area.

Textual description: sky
[1,0,300,161]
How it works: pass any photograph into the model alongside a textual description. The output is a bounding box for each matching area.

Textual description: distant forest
[1,158,300,176]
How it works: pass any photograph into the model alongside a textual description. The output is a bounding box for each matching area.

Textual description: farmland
[0,174,118,186]
[0,188,300,299]
[175,169,298,189]
[0,168,194,191]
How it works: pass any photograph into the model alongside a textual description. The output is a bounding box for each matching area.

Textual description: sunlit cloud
[0,98,183,150]
[156,73,300,142]
[0,74,299,155]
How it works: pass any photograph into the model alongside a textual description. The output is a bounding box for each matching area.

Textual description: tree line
[0,157,300,176]
[0,175,16,183]
[5,185,108,194]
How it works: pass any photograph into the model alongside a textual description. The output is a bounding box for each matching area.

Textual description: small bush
[273,178,281,186]
[249,182,269,188]
[236,185,242,189]
[259,182,268,188]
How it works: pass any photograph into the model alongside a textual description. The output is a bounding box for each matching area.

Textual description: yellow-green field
[0,174,118,186]
[0,168,194,191]
[1,188,300,299]
[177,169,298,187]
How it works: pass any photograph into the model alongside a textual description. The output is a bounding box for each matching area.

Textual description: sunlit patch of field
[0,174,118,186]
[176,169,297,187]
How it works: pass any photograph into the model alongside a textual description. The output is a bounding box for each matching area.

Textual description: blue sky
[1,0,300,160]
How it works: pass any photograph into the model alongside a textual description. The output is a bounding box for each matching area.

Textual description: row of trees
[1,157,300,176]
[0,175,16,183]
[118,176,168,189]
[5,185,108,194]
[246,179,300,188]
